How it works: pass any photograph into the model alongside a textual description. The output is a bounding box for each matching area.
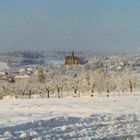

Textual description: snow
[2,95,16,100]
[0,62,10,70]
[0,96,140,139]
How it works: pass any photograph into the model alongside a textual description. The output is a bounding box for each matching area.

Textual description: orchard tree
[114,71,137,95]
[32,66,46,83]
[53,74,64,98]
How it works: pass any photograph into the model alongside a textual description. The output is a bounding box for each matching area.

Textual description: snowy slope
[0,96,140,139]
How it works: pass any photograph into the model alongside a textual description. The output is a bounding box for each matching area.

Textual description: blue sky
[0,0,140,52]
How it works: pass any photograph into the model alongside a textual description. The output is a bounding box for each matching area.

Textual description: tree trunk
[47,90,50,98]
[57,87,60,98]
[29,90,32,99]
[91,88,94,97]
[129,80,133,93]
[46,88,50,98]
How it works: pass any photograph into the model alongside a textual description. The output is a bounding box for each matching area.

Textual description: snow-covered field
[0,96,140,139]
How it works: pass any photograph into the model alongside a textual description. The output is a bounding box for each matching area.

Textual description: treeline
[0,65,138,99]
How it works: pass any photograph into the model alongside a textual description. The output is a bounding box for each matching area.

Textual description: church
[65,52,80,65]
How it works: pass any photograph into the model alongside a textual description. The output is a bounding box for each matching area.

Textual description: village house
[0,71,8,77]
[15,75,30,81]
[19,67,33,75]
[65,52,80,65]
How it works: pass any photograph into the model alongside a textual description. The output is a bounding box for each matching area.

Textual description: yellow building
[65,52,80,65]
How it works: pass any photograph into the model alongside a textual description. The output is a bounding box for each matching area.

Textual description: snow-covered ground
[0,62,10,70]
[0,96,140,139]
